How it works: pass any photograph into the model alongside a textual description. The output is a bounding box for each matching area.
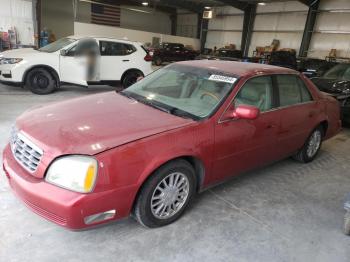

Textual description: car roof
[66,35,140,44]
[176,60,298,77]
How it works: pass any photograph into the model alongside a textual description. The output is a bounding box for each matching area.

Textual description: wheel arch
[120,68,144,83]
[22,65,60,87]
[319,120,329,137]
[131,155,206,211]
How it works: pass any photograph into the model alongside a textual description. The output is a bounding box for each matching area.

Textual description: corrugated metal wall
[249,1,307,55]
[206,6,243,49]
[204,0,350,59]
[309,0,350,58]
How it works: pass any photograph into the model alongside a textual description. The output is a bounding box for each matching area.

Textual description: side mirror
[60,49,67,56]
[223,104,260,120]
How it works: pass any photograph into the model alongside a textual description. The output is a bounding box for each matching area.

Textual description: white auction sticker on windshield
[208,75,237,84]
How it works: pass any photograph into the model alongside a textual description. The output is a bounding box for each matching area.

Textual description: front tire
[293,126,323,163]
[133,160,196,228]
[25,68,56,95]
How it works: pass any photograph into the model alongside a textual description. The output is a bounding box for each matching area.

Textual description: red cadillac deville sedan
[2,61,341,229]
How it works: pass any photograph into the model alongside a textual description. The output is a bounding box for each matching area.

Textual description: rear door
[274,74,319,157]
[99,40,137,80]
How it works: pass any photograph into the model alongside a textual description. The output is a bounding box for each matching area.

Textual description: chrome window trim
[218,72,316,124]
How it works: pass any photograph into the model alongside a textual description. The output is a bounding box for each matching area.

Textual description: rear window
[100,41,136,56]
[277,75,313,107]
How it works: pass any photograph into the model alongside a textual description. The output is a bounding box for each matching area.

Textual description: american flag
[91,3,121,27]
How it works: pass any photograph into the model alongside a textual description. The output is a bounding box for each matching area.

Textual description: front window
[123,64,237,119]
[234,76,274,112]
[39,37,77,53]
[324,64,350,80]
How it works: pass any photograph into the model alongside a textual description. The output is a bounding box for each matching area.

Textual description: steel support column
[170,13,177,36]
[241,4,256,57]
[200,14,209,52]
[299,0,320,57]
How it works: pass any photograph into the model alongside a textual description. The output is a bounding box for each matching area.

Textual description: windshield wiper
[169,108,199,120]
[120,91,198,120]
[121,91,170,113]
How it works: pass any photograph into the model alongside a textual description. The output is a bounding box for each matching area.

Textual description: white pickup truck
[0,36,153,94]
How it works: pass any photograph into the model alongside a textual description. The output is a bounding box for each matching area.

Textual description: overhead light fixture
[142,1,149,6]
[204,6,211,9]
[258,2,266,5]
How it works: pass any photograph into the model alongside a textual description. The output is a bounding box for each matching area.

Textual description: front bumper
[0,63,24,83]
[2,145,137,230]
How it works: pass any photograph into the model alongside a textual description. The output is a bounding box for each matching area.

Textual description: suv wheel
[293,127,323,163]
[133,160,196,228]
[25,68,56,95]
[122,70,143,89]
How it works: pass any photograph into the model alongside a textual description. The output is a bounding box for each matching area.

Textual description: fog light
[84,210,116,225]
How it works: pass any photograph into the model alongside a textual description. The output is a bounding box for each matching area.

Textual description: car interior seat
[235,79,272,111]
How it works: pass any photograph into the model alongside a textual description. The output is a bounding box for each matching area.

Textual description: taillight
[144,54,153,62]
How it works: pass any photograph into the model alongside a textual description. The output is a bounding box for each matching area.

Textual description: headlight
[0,58,23,64]
[45,155,98,193]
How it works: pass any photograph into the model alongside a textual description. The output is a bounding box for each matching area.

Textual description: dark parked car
[311,63,350,122]
[269,51,297,70]
[152,42,199,66]
[298,58,338,78]
[197,48,243,61]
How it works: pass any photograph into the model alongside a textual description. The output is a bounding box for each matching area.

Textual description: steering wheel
[200,91,220,101]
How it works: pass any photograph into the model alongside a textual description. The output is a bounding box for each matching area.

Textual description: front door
[59,38,100,86]
[213,75,281,182]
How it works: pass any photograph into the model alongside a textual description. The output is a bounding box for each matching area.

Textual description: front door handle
[122,59,130,62]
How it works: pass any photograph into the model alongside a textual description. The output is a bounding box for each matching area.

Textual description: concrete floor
[1,83,350,262]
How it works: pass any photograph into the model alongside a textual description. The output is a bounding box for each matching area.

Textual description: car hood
[15,92,193,157]
[311,77,350,94]
[0,48,41,59]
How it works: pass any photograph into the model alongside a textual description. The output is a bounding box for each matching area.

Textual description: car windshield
[122,64,237,120]
[324,64,350,80]
[39,37,77,53]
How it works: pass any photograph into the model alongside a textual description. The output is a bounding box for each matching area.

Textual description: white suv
[0,36,153,94]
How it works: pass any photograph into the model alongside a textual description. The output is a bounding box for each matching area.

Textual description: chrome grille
[11,129,43,173]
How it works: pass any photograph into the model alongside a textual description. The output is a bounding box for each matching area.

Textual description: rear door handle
[122,59,129,62]
[266,124,277,129]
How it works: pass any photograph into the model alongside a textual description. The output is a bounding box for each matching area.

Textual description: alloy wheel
[307,130,322,158]
[150,172,190,220]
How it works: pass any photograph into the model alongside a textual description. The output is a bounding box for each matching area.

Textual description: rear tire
[154,56,162,66]
[133,160,196,228]
[121,70,143,89]
[25,68,56,95]
[293,126,323,163]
